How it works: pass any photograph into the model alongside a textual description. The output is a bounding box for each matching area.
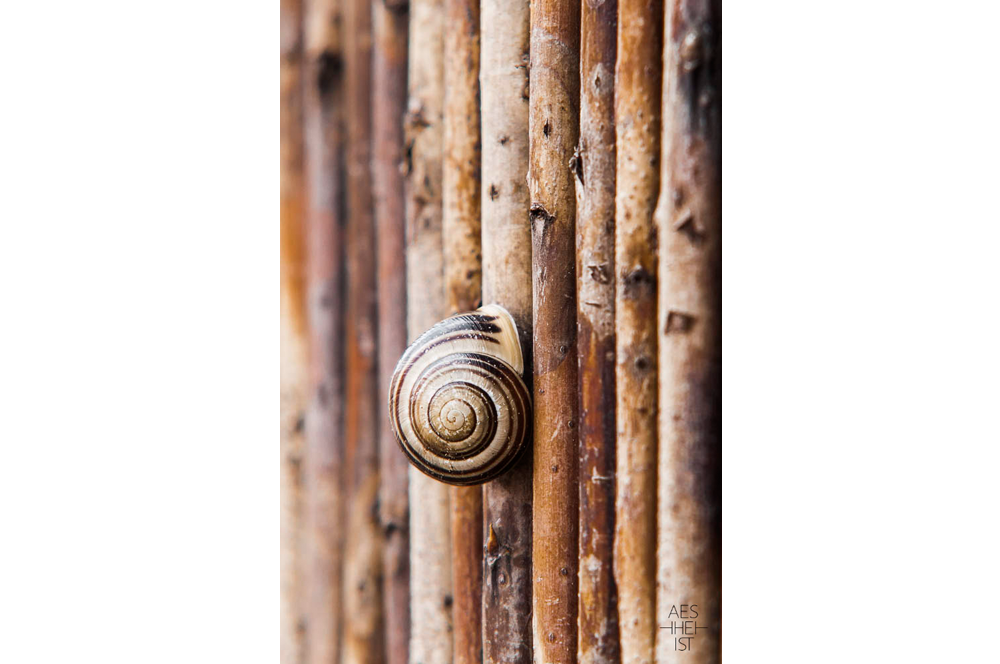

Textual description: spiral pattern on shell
[388,304,531,485]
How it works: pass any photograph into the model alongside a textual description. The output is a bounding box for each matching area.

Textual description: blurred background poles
[302,0,347,662]
[280,0,308,660]
[372,1,411,664]
[340,0,385,660]
[655,1,722,662]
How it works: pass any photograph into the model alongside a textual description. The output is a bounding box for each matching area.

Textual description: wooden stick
[528,0,581,659]
[575,0,618,662]
[303,0,346,661]
[281,0,308,659]
[373,2,411,664]
[442,0,483,663]
[405,0,453,662]
[613,0,662,661]
[655,1,721,662]
[340,0,384,659]
[479,0,533,659]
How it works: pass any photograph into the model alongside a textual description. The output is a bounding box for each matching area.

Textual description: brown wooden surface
[528,0,581,660]
[613,0,663,661]
[655,1,721,662]
[479,0,533,660]
[405,0,454,661]
[575,0,618,663]
[449,485,482,664]
[340,0,385,660]
[303,0,346,661]
[373,2,411,664]
[442,0,484,662]
[281,0,308,660]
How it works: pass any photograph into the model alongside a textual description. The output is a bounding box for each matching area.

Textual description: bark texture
[406,1,453,662]
[281,0,308,660]
[442,1,483,663]
[341,0,385,661]
[528,0,581,661]
[613,0,662,662]
[303,0,346,661]
[574,1,618,664]
[479,0,533,661]
[373,3,411,664]
[655,1,721,662]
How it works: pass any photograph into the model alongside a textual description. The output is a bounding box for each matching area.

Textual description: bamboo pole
[281,0,308,660]
[575,0,618,663]
[340,0,384,659]
[303,0,346,661]
[405,0,453,662]
[442,0,483,663]
[655,1,721,662]
[479,0,533,659]
[613,0,662,661]
[373,2,411,664]
[528,0,581,660]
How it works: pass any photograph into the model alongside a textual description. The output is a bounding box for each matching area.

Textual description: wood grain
[528,0,581,660]
[575,0,618,663]
[655,1,721,662]
[613,0,663,661]
[479,0,533,659]
[442,0,484,663]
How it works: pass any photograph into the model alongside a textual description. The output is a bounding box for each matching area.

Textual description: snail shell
[388,304,531,486]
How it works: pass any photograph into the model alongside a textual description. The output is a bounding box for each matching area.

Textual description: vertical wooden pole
[655,1,721,662]
[373,1,411,664]
[341,0,384,659]
[406,0,453,662]
[442,0,483,663]
[528,0,581,660]
[613,0,662,661]
[303,0,346,661]
[479,0,533,661]
[281,0,308,660]
[575,0,618,663]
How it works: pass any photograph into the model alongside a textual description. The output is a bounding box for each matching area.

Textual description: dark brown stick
[655,1,721,662]
[303,0,346,661]
[373,2,411,664]
[575,0,618,663]
[442,0,483,662]
[281,0,308,659]
[405,0,453,661]
[340,0,384,660]
[479,0,533,659]
[613,0,662,661]
[528,0,581,659]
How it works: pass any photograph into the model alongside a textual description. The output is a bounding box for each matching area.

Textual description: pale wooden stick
[303,0,346,661]
[528,0,581,659]
[613,0,663,661]
[442,0,483,661]
[373,2,411,664]
[575,0,618,662]
[340,0,385,660]
[406,0,453,662]
[479,0,533,659]
[280,0,308,659]
[655,1,721,662]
